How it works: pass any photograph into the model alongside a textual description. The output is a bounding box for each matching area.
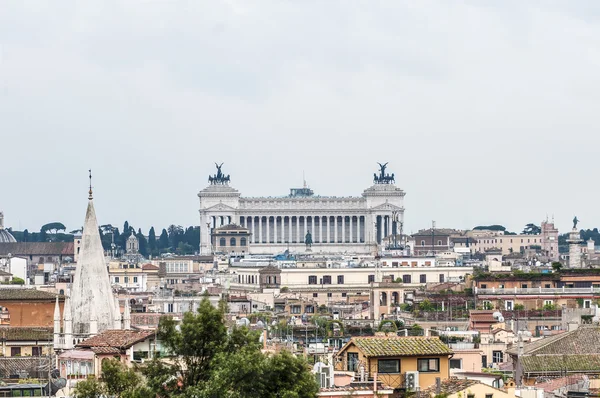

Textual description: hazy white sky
[1,1,599,234]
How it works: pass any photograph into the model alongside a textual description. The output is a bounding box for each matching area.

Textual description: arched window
[59,289,65,295]
[219,238,226,246]
[240,237,247,246]
[437,240,442,246]
[230,238,236,246]
[421,240,425,246]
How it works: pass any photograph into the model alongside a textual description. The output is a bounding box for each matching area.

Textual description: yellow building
[335,335,453,391]
[0,326,53,357]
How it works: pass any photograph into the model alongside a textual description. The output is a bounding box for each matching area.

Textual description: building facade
[198,163,406,255]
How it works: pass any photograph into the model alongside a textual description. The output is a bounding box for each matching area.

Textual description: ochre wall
[1,302,63,327]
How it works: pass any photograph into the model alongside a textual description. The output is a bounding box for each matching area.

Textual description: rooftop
[422,377,479,396]
[0,242,74,256]
[0,326,52,341]
[342,336,453,358]
[77,329,155,350]
[0,288,59,301]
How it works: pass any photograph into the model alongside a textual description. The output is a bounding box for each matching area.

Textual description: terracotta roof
[521,355,600,374]
[422,377,479,396]
[533,375,587,393]
[0,326,52,341]
[141,263,159,271]
[0,288,58,301]
[90,346,121,354]
[0,242,74,256]
[342,336,453,358]
[77,329,155,350]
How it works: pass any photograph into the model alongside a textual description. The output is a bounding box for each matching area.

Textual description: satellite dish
[313,362,327,373]
[237,317,250,326]
[256,320,264,328]
[492,311,502,319]
[446,327,451,331]
[498,316,505,322]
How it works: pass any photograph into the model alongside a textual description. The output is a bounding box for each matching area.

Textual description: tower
[69,171,119,335]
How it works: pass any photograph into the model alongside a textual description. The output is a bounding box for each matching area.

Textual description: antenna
[303,170,306,188]
[88,169,93,199]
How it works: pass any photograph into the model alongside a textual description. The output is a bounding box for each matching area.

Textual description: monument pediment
[370,202,403,211]
[204,203,237,212]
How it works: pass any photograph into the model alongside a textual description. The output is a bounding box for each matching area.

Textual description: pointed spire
[88,169,93,200]
[53,297,61,346]
[53,296,61,322]
[63,296,72,335]
[123,298,131,330]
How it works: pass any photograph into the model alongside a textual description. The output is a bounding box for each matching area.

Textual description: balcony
[475,286,600,295]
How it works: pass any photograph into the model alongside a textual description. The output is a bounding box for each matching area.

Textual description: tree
[419,299,434,312]
[158,295,227,388]
[72,377,104,398]
[11,277,24,285]
[159,229,169,251]
[522,223,541,235]
[22,229,29,242]
[41,222,66,234]
[137,228,149,257]
[148,227,158,256]
[552,262,562,272]
[101,358,142,397]
[168,225,184,249]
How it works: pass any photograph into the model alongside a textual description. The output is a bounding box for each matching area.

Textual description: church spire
[70,174,118,336]
[88,169,93,200]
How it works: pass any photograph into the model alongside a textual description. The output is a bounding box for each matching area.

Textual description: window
[449,359,462,369]
[521,284,528,289]
[377,359,400,374]
[133,277,138,283]
[291,305,301,314]
[505,300,513,311]
[420,274,426,283]
[437,240,442,246]
[439,274,445,283]
[485,395,494,398]
[322,275,332,284]
[313,293,318,298]
[337,275,344,284]
[421,240,425,246]
[403,275,412,284]
[545,284,551,288]
[468,395,475,398]
[32,346,42,357]
[492,350,503,363]
[327,293,332,298]
[347,353,359,372]
[584,300,592,309]
[480,284,487,289]
[240,237,247,246]
[417,358,440,372]
[308,276,317,284]
[368,275,375,283]
[230,238,236,246]
[544,300,553,306]
[305,305,314,314]
[11,347,21,356]
[167,303,174,313]
[342,292,347,297]
[220,238,226,246]
[114,277,120,283]
[124,277,129,283]
[482,355,488,367]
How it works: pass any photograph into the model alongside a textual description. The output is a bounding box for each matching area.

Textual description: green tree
[41,222,66,234]
[522,223,541,235]
[137,228,149,257]
[552,262,562,272]
[158,295,227,388]
[419,299,434,312]
[168,225,184,249]
[11,277,24,285]
[148,227,158,256]
[72,377,104,398]
[101,358,142,396]
[22,229,29,242]
[159,229,169,251]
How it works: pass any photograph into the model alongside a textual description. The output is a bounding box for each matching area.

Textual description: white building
[199,163,406,255]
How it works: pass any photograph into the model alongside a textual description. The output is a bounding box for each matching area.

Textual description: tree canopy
[76,296,319,398]
[40,222,66,234]
[522,223,541,235]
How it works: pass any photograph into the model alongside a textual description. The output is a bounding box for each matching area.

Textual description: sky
[1,1,599,235]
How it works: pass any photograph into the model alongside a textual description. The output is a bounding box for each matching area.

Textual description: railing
[448,342,477,350]
[476,286,600,295]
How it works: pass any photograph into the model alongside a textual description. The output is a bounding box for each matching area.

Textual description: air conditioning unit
[405,371,419,391]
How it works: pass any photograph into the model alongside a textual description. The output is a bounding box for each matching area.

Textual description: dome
[0,212,16,243]
[0,229,16,243]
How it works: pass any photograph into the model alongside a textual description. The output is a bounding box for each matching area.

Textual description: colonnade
[239,215,367,244]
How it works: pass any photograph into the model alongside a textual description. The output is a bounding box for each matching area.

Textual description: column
[311,216,315,243]
[273,216,277,244]
[349,216,353,243]
[358,216,363,243]
[296,217,300,244]
[342,216,346,243]
[334,216,339,243]
[326,216,331,243]
[288,216,292,244]
[319,216,323,244]
[251,217,256,244]
[259,217,263,244]
[303,216,308,240]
